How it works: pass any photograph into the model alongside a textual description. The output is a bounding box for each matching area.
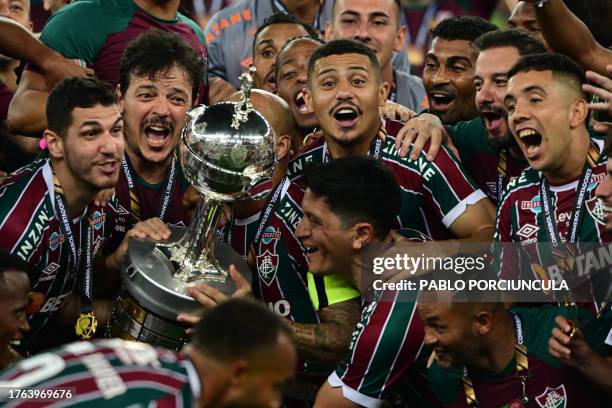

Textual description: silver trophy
[111,71,277,349]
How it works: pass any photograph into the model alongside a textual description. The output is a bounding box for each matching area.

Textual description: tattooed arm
[287,298,361,366]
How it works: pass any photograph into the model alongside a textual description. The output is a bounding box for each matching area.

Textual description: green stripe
[358,301,417,396]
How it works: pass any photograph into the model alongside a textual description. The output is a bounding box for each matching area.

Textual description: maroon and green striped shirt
[0,339,198,407]
[0,158,119,352]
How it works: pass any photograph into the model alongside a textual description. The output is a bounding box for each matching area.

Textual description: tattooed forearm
[287,299,361,365]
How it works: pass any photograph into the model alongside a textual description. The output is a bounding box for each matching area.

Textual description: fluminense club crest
[586,197,606,226]
[257,250,279,286]
[535,384,567,408]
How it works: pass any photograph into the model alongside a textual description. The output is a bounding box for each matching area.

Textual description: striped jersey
[428,306,611,407]
[447,118,528,203]
[0,158,119,351]
[221,179,319,326]
[220,179,325,375]
[103,158,190,254]
[329,290,431,407]
[493,136,611,281]
[287,118,487,240]
[0,339,198,407]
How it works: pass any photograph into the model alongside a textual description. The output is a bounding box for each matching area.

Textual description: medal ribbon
[538,142,599,303]
[462,312,531,407]
[53,173,96,339]
[497,150,508,201]
[122,153,177,224]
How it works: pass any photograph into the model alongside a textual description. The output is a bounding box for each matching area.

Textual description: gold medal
[75,312,98,340]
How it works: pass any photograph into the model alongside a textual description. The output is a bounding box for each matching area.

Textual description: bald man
[419,300,610,406]
[181,91,361,403]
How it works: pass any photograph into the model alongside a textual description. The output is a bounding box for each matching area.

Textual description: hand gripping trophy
[110,69,277,349]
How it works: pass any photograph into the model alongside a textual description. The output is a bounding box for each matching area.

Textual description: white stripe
[0,163,47,232]
[9,197,49,257]
[379,301,418,396]
[441,189,487,228]
[327,371,383,408]
[357,291,400,391]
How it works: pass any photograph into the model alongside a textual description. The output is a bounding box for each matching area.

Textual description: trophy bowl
[112,80,277,349]
[182,102,276,201]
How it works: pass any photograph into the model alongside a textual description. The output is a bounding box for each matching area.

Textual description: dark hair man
[204,0,333,92]
[180,90,361,404]
[296,157,434,407]
[252,12,317,94]
[289,39,495,242]
[422,16,497,124]
[0,298,298,408]
[101,30,205,276]
[0,77,126,352]
[8,0,208,138]
[495,54,610,286]
[395,29,548,205]
[275,35,325,146]
[419,301,610,406]
[326,0,427,113]
[0,249,30,370]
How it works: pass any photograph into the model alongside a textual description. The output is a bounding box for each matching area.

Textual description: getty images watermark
[361,241,612,303]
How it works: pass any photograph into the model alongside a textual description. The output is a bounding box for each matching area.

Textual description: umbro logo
[516,223,540,239]
[42,262,60,275]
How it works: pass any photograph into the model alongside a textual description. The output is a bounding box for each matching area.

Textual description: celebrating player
[0,298,297,408]
[495,54,610,287]
[289,39,495,241]
[0,77,124,352]
[297,157,435,407]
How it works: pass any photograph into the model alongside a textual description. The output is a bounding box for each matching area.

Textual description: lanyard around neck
[462,312,530,407]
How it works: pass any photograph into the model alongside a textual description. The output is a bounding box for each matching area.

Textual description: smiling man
[494,53,610,284]
[296,157,433,408]
[419,301,610,407]
[394,29,547,204]
[288,39,495,241]
[276,35,323,145]
[252,12,316,94]
[101,30,205,275]
[422,16,497,125]
[0,77,125,353]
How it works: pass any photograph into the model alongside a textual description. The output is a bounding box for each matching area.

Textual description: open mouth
[429,92,455,111]
[266,73,277,93]
[303,245,319,258]
[481,111,504,133]
[304,245,318,254]
[97,160,118,175]
[144,123,171,148]
[295,91,308,113]
[333,106,359,127]
[518,128,543,158]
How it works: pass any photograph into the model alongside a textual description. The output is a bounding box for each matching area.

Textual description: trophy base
[112,226,251,348]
